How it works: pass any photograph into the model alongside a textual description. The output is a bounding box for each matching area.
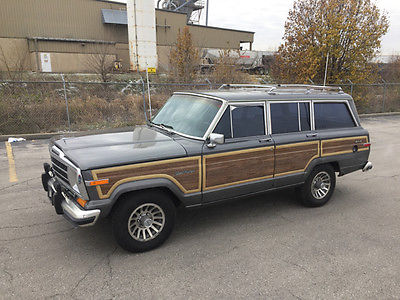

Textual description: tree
[380,55,400,82]
[169,26,199,82]
[0,42,29,80]
[210,49,252,84]
[272,0,389,84]
[85,44,115,82]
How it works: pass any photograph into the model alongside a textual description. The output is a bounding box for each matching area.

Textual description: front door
[202,102,275,203]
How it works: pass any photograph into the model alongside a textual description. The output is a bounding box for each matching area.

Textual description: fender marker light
[88,179,109,186]
[77,198,87,208]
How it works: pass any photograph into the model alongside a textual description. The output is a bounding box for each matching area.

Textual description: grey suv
[42,84,372,252]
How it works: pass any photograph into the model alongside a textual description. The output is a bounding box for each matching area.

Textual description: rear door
[268,101,320,187]
[202,102,275,203]
[313,100,370,174]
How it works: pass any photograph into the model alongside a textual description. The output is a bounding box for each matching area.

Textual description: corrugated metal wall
[0,0,254,73]
[0,0,128,43]
[0,0,253,50]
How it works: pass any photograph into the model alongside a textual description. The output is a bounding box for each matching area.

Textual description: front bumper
[42,166,100,227]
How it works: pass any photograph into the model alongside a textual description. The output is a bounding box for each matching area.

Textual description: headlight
[67,167,89,200]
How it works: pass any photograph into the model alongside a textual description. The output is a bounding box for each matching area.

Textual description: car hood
[53,126,188,170]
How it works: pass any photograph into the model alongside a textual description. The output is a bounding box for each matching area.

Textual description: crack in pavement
[0,177,39,192]
[70,247,118,299]
[0,206,39,215]
[0,228,75,242]
[0,220,64,230]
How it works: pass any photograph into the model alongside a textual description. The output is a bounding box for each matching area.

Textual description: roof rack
[218,84,273,90]
[218,83,343,94]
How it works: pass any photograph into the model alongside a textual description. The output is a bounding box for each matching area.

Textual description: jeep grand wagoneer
[42,84,372,252]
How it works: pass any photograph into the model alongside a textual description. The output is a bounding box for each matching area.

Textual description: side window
[314,102,356,130]
[231,105,265,138]
[213,108,232,139]
[271,103,299,134]
[299,102,311,131]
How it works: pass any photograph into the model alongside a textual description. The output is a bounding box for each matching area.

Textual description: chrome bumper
[362,161,373,172]
[61,192,100,227]
[43,167,100,227]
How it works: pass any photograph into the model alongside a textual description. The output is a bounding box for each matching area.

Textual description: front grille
[51,157,70,185]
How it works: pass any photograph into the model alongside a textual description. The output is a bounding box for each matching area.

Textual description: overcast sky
[201,0,399,54]
[116,0,399,54]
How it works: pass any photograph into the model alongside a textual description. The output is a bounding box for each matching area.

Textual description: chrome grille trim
[49,145,89,200]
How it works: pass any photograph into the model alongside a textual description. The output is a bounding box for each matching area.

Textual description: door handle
[259,138,272,143]
[306,133,318,138]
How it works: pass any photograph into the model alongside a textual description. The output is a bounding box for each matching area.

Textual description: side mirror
[207,133,224,148]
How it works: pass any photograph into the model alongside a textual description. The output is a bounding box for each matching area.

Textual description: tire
[112,191,176,253]
[299,164,336,207]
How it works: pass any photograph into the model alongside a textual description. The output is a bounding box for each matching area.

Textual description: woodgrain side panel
[321,136,369,157]
[275,141,320,176]
[92,157,201,199]
[203,147,274,190]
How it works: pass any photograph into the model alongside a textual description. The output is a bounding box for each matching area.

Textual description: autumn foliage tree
[272,0,389,84]
[210,50,253,84]
[169,26,199,82]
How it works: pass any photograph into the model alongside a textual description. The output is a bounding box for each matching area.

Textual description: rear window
[314,102,356,130]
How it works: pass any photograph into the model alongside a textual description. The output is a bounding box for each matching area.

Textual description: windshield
[151,94,222,138]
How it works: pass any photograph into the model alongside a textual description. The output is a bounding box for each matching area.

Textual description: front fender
[85,177,202,217]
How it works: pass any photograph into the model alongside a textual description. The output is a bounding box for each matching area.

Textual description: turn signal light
[89,179,109,186]
[77,198,87,208]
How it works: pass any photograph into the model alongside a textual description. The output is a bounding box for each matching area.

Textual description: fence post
[382,79,387,113]
[205,78,212,89]
[347,79,353,96]
[61,74,71,132]
[139,76,148,122]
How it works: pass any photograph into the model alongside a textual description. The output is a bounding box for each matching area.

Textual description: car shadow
[66,188,309,253]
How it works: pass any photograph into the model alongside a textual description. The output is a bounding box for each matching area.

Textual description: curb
[0,126,135,142]
[1,112,400,142]
[359,112,400,118]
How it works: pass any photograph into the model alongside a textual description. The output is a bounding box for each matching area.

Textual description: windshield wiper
[159,123,173,129]
[148,121,174,131]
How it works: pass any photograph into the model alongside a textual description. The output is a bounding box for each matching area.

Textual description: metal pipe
[206,0,209,26]
[174,0,196,11]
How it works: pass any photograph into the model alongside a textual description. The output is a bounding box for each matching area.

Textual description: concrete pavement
[0,116,399,299]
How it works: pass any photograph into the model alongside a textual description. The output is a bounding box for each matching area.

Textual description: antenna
[323,51,329,86]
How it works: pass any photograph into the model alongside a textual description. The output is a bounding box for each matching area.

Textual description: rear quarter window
[314,102,356,130]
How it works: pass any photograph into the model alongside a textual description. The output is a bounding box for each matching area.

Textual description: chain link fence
[0,79,399,135]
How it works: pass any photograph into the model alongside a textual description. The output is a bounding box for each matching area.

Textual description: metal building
[0,0,254,73]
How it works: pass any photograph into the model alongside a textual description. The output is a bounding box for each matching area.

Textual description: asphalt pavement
[0,116,399,299]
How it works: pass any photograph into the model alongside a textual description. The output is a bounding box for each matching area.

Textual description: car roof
[176,85,353,102]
